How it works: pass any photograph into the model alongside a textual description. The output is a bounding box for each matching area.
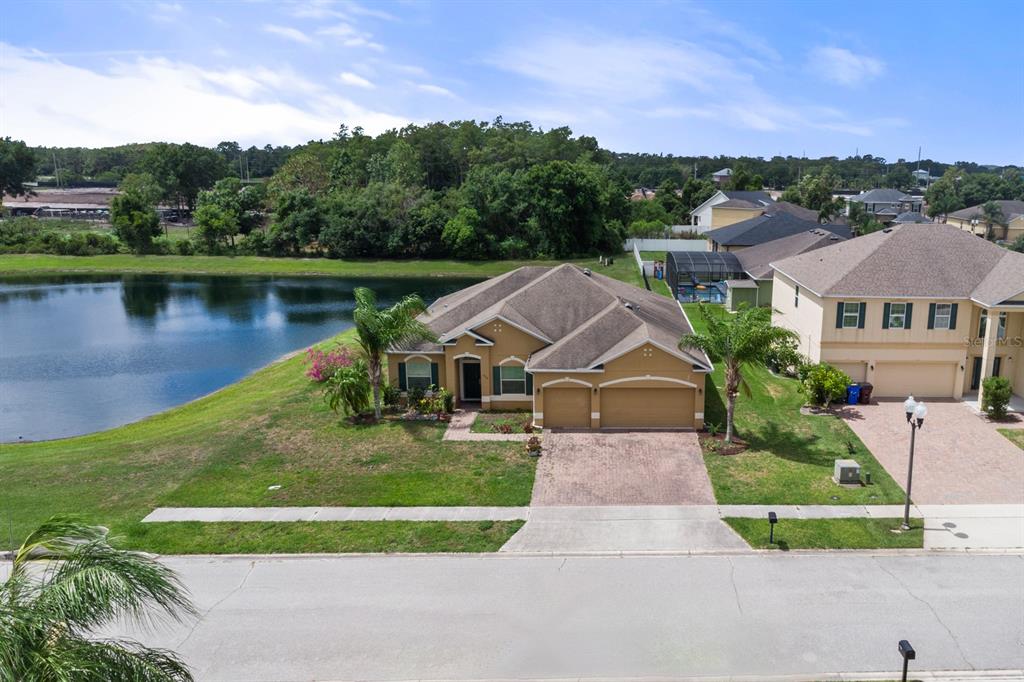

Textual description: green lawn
[998,429,1024,449]
[127,520,524,554]
[0,252,643,283]
[685,303,906,505]
[725,518,923,550]
[470,411,535,434]
[0,329,536,554]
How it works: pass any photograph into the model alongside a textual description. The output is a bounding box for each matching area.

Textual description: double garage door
[544,386,695,429]
[871,362,957,398]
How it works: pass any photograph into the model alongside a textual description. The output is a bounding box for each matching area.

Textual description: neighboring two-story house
[387,264,712,429]
[771,223,1024,404]
[847,188,923,222]
[689,190,774,232]
[944,200,1024,243]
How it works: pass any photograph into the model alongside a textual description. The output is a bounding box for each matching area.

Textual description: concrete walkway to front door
[841,400,1024,505]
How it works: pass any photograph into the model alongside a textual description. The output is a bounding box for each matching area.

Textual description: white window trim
[405,359,432,390]
[840,302,860,329]
[888,302,907,329]
[499,364,526,396]
[933,303,952,330]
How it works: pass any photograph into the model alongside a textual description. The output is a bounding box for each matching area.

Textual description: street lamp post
[902,396,928,531]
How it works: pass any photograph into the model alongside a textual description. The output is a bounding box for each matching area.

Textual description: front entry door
[461,362,481,401]
[971,356,1002,391]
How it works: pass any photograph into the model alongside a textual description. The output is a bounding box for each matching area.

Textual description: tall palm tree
[1,517,196,681]
[978,200,1007,241]
[352,287,437,420]
[680,305,797,443]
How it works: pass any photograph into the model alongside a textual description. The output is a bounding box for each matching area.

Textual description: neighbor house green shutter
[430,362,439,387]
[927,303,936,329]
[882,302,891,329]
[492,366,502,396]
[397,362,407,390]
[904,303,913,329]
[858,302,866,329]
[525,371,533,395]
[949,303,959,330]
[836,302,844,328]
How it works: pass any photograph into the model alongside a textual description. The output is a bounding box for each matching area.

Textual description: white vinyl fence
[624,238,708,253]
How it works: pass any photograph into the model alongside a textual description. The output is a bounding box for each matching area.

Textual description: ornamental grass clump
[304,346,355,383]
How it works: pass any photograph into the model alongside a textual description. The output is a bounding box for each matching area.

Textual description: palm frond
[58,637,193,682]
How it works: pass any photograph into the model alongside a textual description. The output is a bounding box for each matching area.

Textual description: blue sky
[3,0,1022,164]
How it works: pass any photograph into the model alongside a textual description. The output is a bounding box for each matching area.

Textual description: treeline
[611,152,1022,193]
[30,141,291,186]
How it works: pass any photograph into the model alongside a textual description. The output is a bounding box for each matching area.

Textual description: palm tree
[1,517,196,681]
[977,200,1007,241]
[680,305,797,443]
[352,287,437,420]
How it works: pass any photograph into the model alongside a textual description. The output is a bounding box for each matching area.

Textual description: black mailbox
[898,640,915,660]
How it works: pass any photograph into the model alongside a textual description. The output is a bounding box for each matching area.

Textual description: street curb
[150,548,1024,560]
[314,669,1024,682]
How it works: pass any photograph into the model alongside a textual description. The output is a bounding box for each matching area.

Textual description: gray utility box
[833,459,861,485]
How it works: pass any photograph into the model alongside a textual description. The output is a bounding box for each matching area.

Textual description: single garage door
[544,387,591,428]
[600,387,695,428]
[873,362,957,398]
[833,362,867,383]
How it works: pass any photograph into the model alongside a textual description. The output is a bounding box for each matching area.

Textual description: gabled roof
[850,188,912,204]
[715,198,766,210]
[770,223,1024,306]
[395,264,711,371]
[721,190,774,206]
[947,200,1024,222]
[734,229,847,280]
[713,168,732,176]
[892,211,931,224]
[705,212,851,247]
[763,200,819,222]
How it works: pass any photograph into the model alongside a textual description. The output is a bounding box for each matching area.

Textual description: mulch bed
[699,433,748,456]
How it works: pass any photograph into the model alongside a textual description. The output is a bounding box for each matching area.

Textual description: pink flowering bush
[304,346,355,383]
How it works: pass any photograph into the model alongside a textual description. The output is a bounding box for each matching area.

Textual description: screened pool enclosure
[666,251,746,303]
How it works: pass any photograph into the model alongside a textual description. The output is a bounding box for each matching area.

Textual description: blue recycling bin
[846,384,862,405]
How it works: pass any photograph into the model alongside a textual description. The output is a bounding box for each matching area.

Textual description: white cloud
[0,44,412,147]
[415,83,456,97]
[150,2,184,23]
[339,71,374,88]
[316,22,385,51]
[808,46,885,86]
[262,24,316,45]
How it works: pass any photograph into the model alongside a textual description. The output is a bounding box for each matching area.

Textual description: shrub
[437,387,454,414]
[526,436,542,455]
[801,363,851,408]
[407,384,426,407]
[150,236,174,255]
[381,383,402,408]
[981,376,1013,420]
[239,230,270,256]
[304,346,355,383]
[765,337,804,377]
[175,238,196,255]
[323,358,371,416]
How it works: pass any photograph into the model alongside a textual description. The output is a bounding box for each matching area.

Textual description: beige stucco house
[770,223,1024,404]
[387,264,712,429]
[944,200,1024,243]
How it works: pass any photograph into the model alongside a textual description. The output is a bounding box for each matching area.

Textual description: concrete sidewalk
[143,504,1024,551]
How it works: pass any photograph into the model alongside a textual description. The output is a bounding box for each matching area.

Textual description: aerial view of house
[688,189,775,230]
[771,223,1024,400]
[704,210,851,252]
[944,199,1024,242]
[847,187,923,222]
[387,263,712,429]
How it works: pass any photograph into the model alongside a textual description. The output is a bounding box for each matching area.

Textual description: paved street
[114,553,1024,681]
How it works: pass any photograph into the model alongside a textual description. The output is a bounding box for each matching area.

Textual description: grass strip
[725,517,923,550]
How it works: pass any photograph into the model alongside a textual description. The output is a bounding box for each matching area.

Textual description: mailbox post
[898,639,915,682]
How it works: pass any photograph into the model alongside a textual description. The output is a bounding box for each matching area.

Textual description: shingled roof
[947,200,1024,222]
[705,212,851,248]
[849,188,912,204]
[734,229,847,280]
[770,223,1024,306]
[396,264,712,371]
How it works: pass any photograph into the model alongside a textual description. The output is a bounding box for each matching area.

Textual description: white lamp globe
[914,401,928,421]
[903,396,917,415]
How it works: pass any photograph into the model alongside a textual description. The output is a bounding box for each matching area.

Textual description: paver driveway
[531,431,714,506]
[842,400,1024,504]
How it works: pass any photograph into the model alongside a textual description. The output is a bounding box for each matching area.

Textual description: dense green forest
[2,121,1022,260]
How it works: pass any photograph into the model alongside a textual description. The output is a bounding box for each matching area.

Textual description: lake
[0,274,477,442]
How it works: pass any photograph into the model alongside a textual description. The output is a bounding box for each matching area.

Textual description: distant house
[847,188,922,221]
[944,200,1024,242]
[711,168,732,186]
[704,212,851,252]
[689,190,775,231]
[891,211,932,224]
[630,187,656,201]
[772,223,1024,403]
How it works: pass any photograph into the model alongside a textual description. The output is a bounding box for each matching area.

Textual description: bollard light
[898,639,916,682]
[768,511,778,544]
